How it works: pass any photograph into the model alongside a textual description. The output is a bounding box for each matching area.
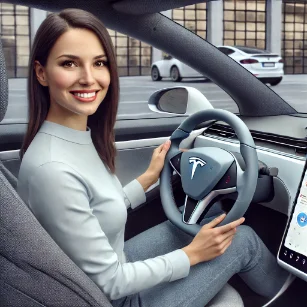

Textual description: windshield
[169,1,307,114]
[3,0,307,124]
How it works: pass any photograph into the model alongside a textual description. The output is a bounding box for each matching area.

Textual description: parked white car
[151,54,205,82]
[151,46,284,86]
[217,46,284,86]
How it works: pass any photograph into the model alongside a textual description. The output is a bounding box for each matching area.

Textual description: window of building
[0,4,30,78]
[108,30,152,77]
[172,3,207,39]
[223,0,266,49]
[282,1,307,74]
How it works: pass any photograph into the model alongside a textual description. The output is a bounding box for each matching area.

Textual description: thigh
[124,220,193,262]
[124,203,224,263]
[122,224,253,307]
[124,224,255,307]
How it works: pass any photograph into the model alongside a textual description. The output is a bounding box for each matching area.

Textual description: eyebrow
[56,54,108,60]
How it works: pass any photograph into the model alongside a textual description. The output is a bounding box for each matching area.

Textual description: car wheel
[270,77,283,86]
[151,66,162,81]
[170,66,182,82]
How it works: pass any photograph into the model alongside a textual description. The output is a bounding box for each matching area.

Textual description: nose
[79,66,95,86]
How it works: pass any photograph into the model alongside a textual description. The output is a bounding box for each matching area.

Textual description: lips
[70,90,100,102]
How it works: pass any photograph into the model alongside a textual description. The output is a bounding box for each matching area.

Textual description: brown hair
[20,8,119,173]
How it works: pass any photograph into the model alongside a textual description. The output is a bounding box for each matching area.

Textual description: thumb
[161,140,171,154]
[202,213,226,230]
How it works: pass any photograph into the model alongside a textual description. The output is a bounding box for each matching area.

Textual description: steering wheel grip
[160,109,258,236]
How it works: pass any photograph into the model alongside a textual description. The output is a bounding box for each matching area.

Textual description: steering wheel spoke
[183,186,237,225]
[169,151,183,176]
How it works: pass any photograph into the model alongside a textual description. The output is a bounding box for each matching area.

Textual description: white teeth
[74,92,96,98]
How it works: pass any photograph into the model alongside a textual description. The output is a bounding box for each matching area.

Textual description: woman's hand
[182,214,245,266]
[137,140,171,191]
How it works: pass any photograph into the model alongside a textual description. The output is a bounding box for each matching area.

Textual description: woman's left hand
[137,140,171,191]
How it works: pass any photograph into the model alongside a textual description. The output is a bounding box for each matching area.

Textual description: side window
[225,48,235,55]
[218,47,234,56]
[218,47,228,55]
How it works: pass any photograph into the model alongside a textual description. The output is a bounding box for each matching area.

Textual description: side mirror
[148,87,214,115]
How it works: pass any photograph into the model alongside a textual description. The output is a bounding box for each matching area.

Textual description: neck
[46,104,88,131]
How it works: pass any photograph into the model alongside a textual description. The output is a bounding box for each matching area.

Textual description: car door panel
[160,59,170,76]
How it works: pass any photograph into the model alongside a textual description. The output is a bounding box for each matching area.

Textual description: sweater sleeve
[123,179,146,209]
[27,162,190,300]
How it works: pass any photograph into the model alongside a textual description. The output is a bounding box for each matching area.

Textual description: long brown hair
[20,8,119,173]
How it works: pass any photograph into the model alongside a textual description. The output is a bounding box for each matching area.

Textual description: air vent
[205,124,307,155]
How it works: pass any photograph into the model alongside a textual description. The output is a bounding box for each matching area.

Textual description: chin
[72,104,101,117]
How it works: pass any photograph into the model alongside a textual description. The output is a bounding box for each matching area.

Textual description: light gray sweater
[17,121,190,300]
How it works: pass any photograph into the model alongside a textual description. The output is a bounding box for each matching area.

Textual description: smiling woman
[20,8,119,172]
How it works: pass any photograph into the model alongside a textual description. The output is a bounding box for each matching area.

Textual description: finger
[218,227,236,243]
[163,140,171,150]
[156,140,171,154]
[180,148,188,152]
[219,237,233,255]
[155,143,164,153]
[202,213,226,230]
[160,140,171,156]
[216,217,245,234]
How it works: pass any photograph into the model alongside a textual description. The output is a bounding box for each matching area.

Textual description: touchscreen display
[285,173,307,256]
[279,162,307,273]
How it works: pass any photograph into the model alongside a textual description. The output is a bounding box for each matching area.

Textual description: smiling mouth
[70,90,100,102]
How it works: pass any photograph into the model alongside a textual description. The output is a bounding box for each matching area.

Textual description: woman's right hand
[182,214,245,266]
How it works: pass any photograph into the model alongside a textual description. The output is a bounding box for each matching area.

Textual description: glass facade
[223,0,266,49]
[282,1,307,74]
[108,30,152,76]
[2,2,307,77]
[0,4,30,78]
[172,3,207,39]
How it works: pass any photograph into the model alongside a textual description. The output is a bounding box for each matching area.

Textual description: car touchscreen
[278,160,307,278]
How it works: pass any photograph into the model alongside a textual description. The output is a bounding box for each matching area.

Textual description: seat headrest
[0,39,8,123]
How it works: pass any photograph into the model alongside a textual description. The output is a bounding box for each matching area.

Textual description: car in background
[217,45,284,86]
[152,46,284,85]
[151,54,206,82]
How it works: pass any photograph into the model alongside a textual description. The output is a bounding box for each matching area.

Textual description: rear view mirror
[148,87,213,115]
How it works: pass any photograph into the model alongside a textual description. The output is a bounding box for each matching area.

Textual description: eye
[61,60,77,68]
[95,60,108,67]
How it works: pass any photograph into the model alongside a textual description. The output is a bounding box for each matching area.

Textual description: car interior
[1,0,307,306]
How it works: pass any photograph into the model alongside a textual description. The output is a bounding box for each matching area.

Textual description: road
[3,75,307,123]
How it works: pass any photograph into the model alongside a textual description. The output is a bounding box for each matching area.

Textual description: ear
[34,61,48,86]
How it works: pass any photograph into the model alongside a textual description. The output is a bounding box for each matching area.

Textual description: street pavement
[3,75,307,123]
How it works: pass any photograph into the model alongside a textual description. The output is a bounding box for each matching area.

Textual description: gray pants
[112,221,288,307]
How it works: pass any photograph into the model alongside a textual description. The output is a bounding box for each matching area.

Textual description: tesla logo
[189,157,206,180]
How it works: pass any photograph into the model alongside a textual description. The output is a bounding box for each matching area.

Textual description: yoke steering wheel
[160,109,258,236]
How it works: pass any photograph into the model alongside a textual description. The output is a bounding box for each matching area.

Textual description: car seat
[0,39,243,307]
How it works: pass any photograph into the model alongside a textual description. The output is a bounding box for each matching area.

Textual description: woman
[17,8,288,307]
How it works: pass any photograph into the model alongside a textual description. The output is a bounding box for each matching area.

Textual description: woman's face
[36,28,111,128]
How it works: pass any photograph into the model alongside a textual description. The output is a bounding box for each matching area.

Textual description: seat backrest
[0,161,17,189]
[0,39,112,307]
